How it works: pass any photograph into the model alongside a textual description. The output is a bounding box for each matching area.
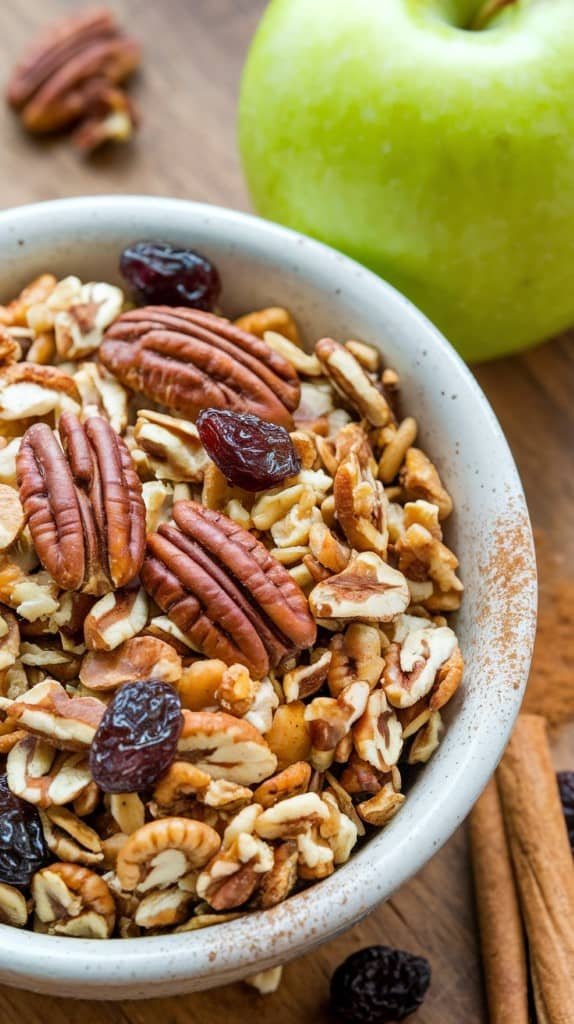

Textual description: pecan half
[141,501,317,677]
[99,307,300,427]
[6,8,140,142]
[17,412,145,594]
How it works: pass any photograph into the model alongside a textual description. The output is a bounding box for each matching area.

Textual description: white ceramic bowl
[0,196,536,999]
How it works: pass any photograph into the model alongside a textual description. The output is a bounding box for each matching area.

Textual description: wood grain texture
[0,2,572,1021]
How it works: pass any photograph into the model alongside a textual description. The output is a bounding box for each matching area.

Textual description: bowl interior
[0,197,537,998]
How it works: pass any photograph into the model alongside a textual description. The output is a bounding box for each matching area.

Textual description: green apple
[239,0,574,361]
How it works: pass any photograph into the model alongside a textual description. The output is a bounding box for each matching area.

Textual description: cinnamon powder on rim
[523,530,574,727]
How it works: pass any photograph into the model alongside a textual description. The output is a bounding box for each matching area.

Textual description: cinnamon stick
[469,777,529,1024]
[497,714,574,1024]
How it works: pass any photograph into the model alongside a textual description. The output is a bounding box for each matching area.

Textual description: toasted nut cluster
[0,267,462,942]
[6,8,140,154]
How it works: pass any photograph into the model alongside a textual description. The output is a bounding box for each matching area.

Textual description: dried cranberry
[557,771,574,851]
[330,946,431,1023]
[196,409,300,492]
[0,774,49,886]
[89,680,183,794]
[120,240,221,310]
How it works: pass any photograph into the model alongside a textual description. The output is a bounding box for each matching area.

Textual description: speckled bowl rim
[0,196,537,999]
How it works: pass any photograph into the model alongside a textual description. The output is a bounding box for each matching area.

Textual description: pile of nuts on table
[0,242,463,939]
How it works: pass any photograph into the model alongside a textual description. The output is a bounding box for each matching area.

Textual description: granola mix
[0,249,463,939]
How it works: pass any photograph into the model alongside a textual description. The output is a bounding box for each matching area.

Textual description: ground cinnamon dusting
[523,530,574,727]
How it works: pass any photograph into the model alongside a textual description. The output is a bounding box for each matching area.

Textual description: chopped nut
[265,701,312,770]
[396,523,463,596]
[296,828,334,880]
[305,681,370,770]
[264,330,322,376]
[283,649,332,702]
[216,663,257,717]
[353,690,403,771]
[79,636,182,691]
[0,882,29,927]
[408,711,443,763]
[243,676,279,735]
[2,679,105,749]
[54,282,123,360]
[334,452,388,556]
[0,610,20,671]
[141,480,176,533]
[0,275,57,328]
[255,792,329,840]
[403,499,442,540]
[328,624,384,696]
[235,307,301,346]
[0,485,24,550]
[383,623,458,708]
[309,551,410,622]
[178,710,278,785]
[358,782,406,826]
[315,338,392,427]
[255,841,299,910]
[253,762,312,808]
[73,361,128,434]
[116,818,221,893]
[177,659,227,711]
[134,886,193,930]
[430,643,464,710]
[32,863,115,938]
[84,588,148,652]
[109,793,145,836]
[245,966,284,995]
[196,806,273,911]
[400,447,453,520]
[134,409,210,482]
[7,735,93,807]
[320,791,358,863]
[308,521,351,574]
[251,483,305,531]
[378,418,418,484]
[344,339,380,373]
[41,806,103,865]
[0,363,79,421]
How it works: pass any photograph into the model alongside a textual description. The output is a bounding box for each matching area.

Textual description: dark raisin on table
[330,945,431,1024]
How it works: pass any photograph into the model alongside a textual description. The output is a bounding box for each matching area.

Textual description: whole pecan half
[141,501,317,677]
[17,411,145,595]
[6,7,140,144]
[99,307,300,428]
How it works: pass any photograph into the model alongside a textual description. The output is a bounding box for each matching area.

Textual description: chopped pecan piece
[6,8,140,145]
[141,501,316,677]
[315,338,391,427]
[309,551,410,622]
[32,862,115,938]
[2,679,105,749]
[17,412,145,594]
[99,307,300,427]
[178,710,277,786]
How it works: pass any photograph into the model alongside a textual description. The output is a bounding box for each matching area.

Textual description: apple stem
[469,0,517,30]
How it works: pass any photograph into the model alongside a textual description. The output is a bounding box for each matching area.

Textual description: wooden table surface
[0,3,572,1021]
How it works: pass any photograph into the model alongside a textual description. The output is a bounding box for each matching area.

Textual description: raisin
[330,945,431,1023]
[557,771,574,851]
[196,408,300,491]
[120,240,221,311]
[89,680,183,794]
[0,774,50,886]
